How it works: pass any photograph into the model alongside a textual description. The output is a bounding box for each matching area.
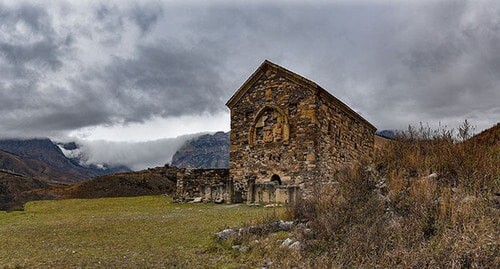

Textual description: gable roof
[226,60,376,131]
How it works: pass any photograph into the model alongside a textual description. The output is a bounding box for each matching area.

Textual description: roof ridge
[226,60,376,131]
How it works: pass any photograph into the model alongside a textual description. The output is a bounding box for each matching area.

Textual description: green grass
[0,196,275,268]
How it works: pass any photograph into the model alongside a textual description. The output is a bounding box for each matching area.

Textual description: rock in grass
[216,228,238,240]
[289,241,301,250]
[278,220,294,230]
[428,173,438,179]
[231,245,250,252]
[281,238,293,247]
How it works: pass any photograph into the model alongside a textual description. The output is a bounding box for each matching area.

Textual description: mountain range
[170,131,229,168]
[1,124,498,211]
[0,139,131,184]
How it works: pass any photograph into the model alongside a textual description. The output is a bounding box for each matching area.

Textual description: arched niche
[248,105,290,146]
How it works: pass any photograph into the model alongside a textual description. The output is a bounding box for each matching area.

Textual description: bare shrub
[290,121,499,268]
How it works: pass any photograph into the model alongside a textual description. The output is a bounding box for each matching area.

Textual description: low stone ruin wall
[174,168,301,205]
[248,182,300,205]
[174,168,230,203]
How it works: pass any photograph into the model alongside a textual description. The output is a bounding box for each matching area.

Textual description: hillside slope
[1,165,179,210]
[0,149,87,185]
[470,123,500,146]
[0,139,129,183]
[59,166,178,199]
[0,170,50,210]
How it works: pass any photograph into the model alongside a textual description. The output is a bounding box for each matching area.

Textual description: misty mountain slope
[171,132,229,168]
[0,139,129,183]
[0,149,41,177]
[0,148,82,184]
[0,139,85,169]
[57,142,132,175]
[57,134,202,171]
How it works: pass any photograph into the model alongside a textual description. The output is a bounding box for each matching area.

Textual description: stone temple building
[175,60,376,205]
[225,60,376,204]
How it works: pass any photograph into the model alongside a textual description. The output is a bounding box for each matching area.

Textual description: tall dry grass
[291,121,499,268]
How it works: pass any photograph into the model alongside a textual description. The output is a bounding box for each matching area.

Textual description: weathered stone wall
[229,69,320,191]
[315,96,375,183]
[175,168,230,202]
[174,168,298,204]
[249,183,300,205]
[228,62,376,203]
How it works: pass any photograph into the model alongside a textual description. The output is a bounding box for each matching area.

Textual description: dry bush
[289,121,499,268]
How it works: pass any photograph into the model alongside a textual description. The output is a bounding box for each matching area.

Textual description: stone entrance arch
[271,174,282,185]
[248,105,290,146]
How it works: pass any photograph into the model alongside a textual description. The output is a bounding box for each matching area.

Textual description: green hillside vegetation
[0,196,281,268]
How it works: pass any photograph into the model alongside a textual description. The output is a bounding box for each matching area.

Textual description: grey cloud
[92,2,163,45]
[0,40,64,71]
[93,5,125,45]
[190,1,500,131]
[129,3,163,34]
[0,0,499,142]
[67,42,226,125]
[0,3,52,33]
[68,133,202,170]
[0,3,64,69]
[0,2,225,139]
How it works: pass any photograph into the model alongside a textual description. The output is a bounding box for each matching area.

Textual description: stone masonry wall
[175,168,230,202]
[315,96,375,183]
[229,64,375,203]
[229,69,320,191]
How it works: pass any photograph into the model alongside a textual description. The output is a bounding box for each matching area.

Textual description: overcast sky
[1,0,499,168]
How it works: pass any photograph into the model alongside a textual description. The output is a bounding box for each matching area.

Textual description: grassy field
[0,196,277,268]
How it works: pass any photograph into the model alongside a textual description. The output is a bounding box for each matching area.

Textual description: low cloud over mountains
[59,133,203,171]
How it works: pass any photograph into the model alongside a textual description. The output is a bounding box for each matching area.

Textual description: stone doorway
[271,174,282,185]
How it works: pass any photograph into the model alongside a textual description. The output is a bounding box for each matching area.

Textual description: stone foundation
[248,183,300,205]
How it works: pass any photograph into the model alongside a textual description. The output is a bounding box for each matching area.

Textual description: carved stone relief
[249,105,290,146]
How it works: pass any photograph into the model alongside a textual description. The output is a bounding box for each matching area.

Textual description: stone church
[226,60,376,204]
[175,60,376,204]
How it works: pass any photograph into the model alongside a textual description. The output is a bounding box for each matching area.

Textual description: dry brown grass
[285,121,499,268]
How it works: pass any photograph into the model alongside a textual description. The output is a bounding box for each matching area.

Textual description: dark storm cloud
[0,40,64,71]
[0,1,224,138]
[190,1,500,131]
[70,43,225,123]
[0,0,499,140]
[0,3,65,75]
